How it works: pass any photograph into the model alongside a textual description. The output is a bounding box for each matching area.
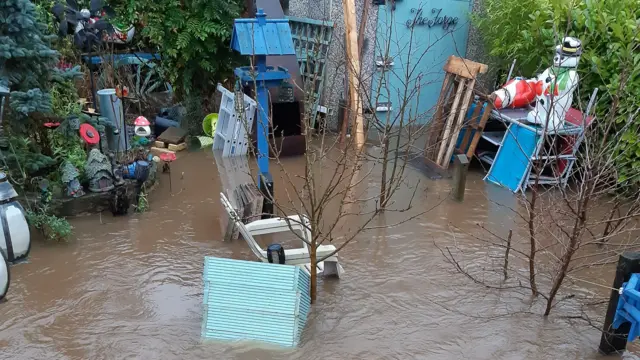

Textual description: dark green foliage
[2,137,56,179]
[25,209,73,241]
[473,0,640,184]
[0,0,58,114]
[183,92,205,135]
[112,0,243,97]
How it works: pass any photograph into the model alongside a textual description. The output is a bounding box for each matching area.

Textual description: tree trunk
[379,134,389,208]
[544,244,577,316]
[528,186,539,296]
[545,183,591,316]
[309,241,317,303]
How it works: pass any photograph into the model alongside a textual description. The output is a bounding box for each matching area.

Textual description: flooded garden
[1,0,639,358]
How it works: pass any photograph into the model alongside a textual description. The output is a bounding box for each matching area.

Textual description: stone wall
[463,0,498,94]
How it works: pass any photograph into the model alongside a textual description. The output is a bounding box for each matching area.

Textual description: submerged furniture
[220,192,344,277]
[202,256,310,347]
[212,84,257,157]
[481,89,597,192]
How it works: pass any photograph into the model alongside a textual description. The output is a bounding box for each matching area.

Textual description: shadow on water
[0,150,632,359]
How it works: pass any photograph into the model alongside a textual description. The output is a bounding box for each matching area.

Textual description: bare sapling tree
[439,43,640,320]
[359,5,466,209]
[232,12,455,302]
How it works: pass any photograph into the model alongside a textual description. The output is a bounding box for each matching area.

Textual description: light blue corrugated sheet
[202,257,310,347]
[231,19,295,56]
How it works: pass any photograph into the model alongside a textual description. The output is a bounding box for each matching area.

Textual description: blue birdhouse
[230,9,295,197]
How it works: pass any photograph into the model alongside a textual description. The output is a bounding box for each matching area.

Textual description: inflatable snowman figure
[526,37,582,130]
[134,116,152,137]
[492,37,583,130]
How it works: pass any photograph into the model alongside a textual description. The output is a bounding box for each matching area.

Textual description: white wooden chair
[220,192,344,278]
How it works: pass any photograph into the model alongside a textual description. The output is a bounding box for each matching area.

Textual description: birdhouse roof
[231,12,295,56]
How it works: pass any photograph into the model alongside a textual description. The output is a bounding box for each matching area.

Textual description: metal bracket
[375,57,394,69]
[375,102,392,112]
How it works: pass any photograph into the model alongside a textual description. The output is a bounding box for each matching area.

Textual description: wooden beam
[343,0,365,149]
[443,55,488,79]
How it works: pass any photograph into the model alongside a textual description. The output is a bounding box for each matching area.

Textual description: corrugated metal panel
[202,257,310,347]
[231,19,295,56]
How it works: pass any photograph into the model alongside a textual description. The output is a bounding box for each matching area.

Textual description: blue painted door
[371,0,472,125]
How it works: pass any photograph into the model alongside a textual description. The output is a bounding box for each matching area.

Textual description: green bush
[26,210,73,242]
[474,0,640,183]
[112,0,243,98]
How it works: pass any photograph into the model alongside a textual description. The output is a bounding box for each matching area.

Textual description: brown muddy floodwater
[0,150,634,359]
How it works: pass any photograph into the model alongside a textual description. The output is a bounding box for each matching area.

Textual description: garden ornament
[115,85,129,98]
[38,179,52,205]
[134,116,151,137]
[107,152,125,186]
[61,161,85,198]
[0,172,31,262]
[79,123,100,146]
[85,148,115,192]
[109,186,129,216]
[491,37,582,130]
[159,152,176,192]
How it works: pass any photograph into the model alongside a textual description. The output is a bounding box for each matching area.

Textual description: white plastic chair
[220,192,344,278]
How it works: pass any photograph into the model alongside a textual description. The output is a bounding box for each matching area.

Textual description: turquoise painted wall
[371,0,472,125]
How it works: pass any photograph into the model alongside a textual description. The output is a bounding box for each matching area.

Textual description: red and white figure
[492,78,542,109]
[134,116,151,137]
[492,37,583,130]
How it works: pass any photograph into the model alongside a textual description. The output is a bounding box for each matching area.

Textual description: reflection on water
[0,151,626,359]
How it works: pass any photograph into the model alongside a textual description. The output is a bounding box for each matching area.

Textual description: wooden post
[599,252,640,355]
[342,0,365,149]
[339,0,369,146]
[452,154,469,202]
[259,172,275,219]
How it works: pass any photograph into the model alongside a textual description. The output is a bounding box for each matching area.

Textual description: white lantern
[0,172,31,262]
[0,250,8,300]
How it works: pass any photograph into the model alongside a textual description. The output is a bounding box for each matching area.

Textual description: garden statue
[109,186,130,216]
[134,116,151,137]
[61,161,85,197]
[107,152,125,186]
[492,37,582,130]
[85,148,115,192]
[38,179,53,205]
